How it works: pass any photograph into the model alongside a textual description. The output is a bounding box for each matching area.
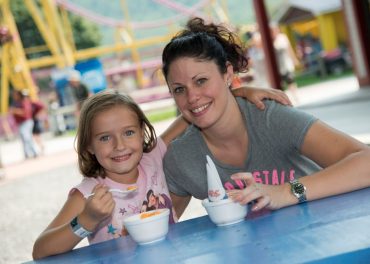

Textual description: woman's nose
[187,87,200,104]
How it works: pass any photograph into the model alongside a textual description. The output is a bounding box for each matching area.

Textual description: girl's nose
[115,137,126,150]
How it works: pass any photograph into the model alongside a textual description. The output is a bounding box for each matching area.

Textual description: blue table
[28,188,370,263]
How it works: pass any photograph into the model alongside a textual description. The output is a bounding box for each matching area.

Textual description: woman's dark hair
[162,17,248,80]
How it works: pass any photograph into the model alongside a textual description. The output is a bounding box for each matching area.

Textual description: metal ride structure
[0,0,230,114]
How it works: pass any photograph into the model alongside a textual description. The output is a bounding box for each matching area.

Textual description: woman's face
[88,105,144,184]
[167,57,233,129]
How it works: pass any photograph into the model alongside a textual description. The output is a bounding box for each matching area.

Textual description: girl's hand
[231,86,292,110]
[227,172,286,211]
[80,184,115,230]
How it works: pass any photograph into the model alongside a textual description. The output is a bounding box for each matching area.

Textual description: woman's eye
[173,86,184,94]
[99,135,110,142]
[196,78,207,86]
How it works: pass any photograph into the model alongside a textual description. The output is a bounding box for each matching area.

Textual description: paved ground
[1,75,370,263]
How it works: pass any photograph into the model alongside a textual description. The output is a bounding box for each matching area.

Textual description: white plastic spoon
[84,186,137,199]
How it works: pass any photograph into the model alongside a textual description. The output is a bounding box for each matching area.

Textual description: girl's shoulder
[142,137,167,163]
[70,177,100,197]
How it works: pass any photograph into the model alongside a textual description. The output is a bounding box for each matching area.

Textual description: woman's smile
[190,102,211,115]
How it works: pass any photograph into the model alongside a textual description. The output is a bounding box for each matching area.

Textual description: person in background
[48,91,66,136]
[271,24,301,104]
[31,98,46,155]
[247,30,270,88]
[161,17,370,219]
[67,70,91,122]
[9,89,38,159]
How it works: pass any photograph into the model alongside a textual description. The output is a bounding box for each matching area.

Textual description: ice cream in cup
[206,155,227,202]
[203,155,248,226]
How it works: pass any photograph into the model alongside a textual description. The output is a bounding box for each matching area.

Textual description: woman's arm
[160,115,189,146]
[228,121,370,210]
[231,86,292,110]
[296,121,370,201]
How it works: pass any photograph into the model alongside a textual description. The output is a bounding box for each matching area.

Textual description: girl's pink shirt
[70,137,177,244]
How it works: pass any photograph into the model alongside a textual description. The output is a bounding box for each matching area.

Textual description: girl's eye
[172,86,185,94]
[125,130,135,136]
[99,135,110,142]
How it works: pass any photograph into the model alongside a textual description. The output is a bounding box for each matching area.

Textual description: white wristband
[70,216,93,238]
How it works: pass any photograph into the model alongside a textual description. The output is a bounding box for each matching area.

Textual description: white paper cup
[123,208,170,245]
[202,198,248,226]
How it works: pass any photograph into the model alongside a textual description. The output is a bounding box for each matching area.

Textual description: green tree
[10,0,101,59]
[69,14,101,50]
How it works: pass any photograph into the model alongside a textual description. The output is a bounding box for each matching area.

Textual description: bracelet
[70,216,93,238]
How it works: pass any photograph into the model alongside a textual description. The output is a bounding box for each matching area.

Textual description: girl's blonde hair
[75,90,157,178]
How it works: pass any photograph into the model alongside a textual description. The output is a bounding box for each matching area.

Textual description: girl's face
[88,105,144,184]
[167,57,233,129]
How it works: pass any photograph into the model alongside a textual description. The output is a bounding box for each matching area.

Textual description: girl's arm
[32,192,87,259]
[32,184,114,260]
[231,86,292,110]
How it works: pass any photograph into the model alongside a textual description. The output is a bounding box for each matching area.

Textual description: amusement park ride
[0,0,229,114]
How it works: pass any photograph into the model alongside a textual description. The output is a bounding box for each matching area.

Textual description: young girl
[32,88,290,259]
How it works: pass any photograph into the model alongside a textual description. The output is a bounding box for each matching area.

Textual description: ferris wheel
[0,0,229,113]
[55,0,217,29]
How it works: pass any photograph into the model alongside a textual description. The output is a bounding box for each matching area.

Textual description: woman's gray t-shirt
[163,98,321,200]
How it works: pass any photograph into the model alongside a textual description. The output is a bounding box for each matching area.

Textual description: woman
[161,17,370,218]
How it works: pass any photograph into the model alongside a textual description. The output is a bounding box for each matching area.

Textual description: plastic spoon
[85,186,137,199]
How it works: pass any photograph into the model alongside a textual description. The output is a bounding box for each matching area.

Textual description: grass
[146,106,177,123]
[295,69,354,88]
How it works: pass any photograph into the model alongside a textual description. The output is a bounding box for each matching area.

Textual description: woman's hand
[226,172,287,211]
[79,184,115,231]
[231,86,292,110]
